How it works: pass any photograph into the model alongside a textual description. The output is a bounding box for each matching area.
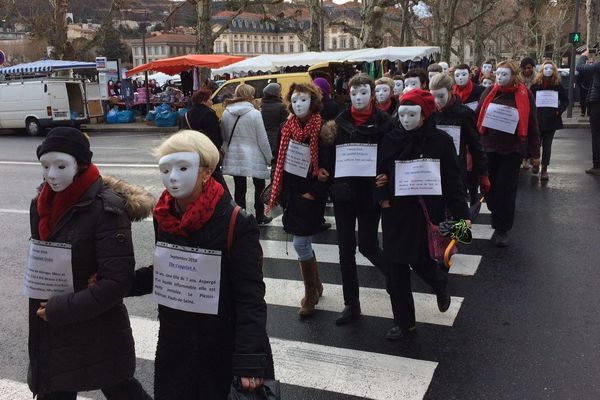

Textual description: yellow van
[210,72,312,118]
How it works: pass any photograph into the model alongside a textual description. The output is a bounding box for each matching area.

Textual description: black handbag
[228,377,281,400]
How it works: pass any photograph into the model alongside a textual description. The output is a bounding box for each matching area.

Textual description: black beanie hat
[36,127,93,165]
[520,57,536,69]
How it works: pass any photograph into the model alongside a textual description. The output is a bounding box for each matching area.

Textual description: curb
[80,125,179,134]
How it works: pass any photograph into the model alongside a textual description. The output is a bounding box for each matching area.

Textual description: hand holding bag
[228,377,281,400]
[418,196,457,261]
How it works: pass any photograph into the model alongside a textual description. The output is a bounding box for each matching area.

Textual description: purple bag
[419,197,456,261]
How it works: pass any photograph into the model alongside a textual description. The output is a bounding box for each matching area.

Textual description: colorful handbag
[418,197,457,261]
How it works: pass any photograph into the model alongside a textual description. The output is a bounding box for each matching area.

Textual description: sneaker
[585,167,600,176]
[385,325,416,341]
[256,215,273,225]
[491,230,509,247]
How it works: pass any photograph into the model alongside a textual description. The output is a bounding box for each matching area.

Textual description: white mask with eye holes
[404,77,421,92]
[375,84,391,103]
[397,105,423,131]
[543,64,554,77]
[428,71,440,82]
[350,84,372,111]
[482,64,493,75]
[454,69,470,87]
[495,67,512,86]
[40,152,78,193]
[158,152,200,199]
[482,79,494,88]
[430,88,450,109]
[438,62,449,73]
[393,80,404,96]
[291,91,311,118]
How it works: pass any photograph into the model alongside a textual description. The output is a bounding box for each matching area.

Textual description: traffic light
[569,32,581,44]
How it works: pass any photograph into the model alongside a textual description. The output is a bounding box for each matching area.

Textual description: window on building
[289,43,294,53]
[224,43,228,53]
[340,38,347,48]
[279,44,284,53]
[299,43,304,52]
[234,42,240,52]
[244,20,249,28]
[332,39,337,50]
[170,46,175,54]
[254,43,259,52]
[232,20,237,28]
[262,43,266,52]
[148,46,154,55]
[215,42,222,53]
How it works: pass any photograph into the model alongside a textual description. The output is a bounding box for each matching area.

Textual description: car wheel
[25,118,42,137]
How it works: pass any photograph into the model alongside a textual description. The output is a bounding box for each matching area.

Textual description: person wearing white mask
[375,89,470,340]
[30,127,153,400]
[267,83,335,318]
[129,130,274,399]
[453,64,485,113]
[480,73,496,89]
[427,63,443,89]
[393,75,405,98]
[530,60,568,181]
[476,60,540,247]
[438,61,449,74]
[403,68,428,93]
[374,77,398,115]
[331,74,395,325]
[480,61,494,82]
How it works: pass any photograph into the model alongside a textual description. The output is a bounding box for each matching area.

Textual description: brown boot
[298,257,320,317]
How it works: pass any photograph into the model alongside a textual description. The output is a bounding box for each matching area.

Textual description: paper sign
[482,103,519,134]
[24,239,73,300]
[535,90,559,108]
[153,242,222,315]
[284,140,311,178]
[437,125,461,155]
[334,143,378,178]
[394,158,442,196]
[465,101,479,111]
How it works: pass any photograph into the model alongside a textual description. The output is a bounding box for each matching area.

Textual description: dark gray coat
[261,95,289,149]
[576,56,600,104]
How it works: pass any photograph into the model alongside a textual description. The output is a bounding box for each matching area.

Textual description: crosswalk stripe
[0,378,94,400]
[264,278,462,326]
[260,240,482,276]
[129,316,437,400]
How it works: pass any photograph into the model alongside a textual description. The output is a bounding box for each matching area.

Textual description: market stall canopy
[126,54,246,77]
[0,59,97,74]
[213,46,440,75]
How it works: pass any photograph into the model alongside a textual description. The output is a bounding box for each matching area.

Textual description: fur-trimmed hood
[102,176,154,221]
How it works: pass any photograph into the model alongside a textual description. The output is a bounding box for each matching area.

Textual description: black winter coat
[576,56,600,104]
[130,193,273,399]
[432,96,488,177]
[321,96,343,121]
[261,95,289,148]
[530,83,569,131]
[461,84,486,110]
[376,119,469,264]
[28,177,153,396]
[181,104,222,149]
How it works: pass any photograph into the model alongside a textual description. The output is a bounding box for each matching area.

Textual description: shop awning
[125,54,246,77]
[0,59,97,74]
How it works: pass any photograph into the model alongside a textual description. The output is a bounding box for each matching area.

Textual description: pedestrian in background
[261,82,289,151]
[221,84,273,224]
[577,64,592,117]
[530,60,568,181]
[519,57,537,89]
[576,49,600,175]
[314,77,342,121]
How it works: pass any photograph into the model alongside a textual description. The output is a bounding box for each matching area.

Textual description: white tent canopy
[213,46,440,75]
[0,59,97,75]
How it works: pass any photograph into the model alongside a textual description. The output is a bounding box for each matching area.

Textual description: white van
[0,79,89,136]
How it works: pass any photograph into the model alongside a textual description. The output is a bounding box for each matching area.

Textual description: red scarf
[351,104,373,126]
[375,99,392,113]
[454,80,474,104]
[267,114,322,213]
[37,164,100,241]
[477,83,530,139]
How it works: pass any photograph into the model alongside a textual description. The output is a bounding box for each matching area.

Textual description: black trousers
[590,102,600,168]
[37,378,151,400]
[486,152,522,233]
[388,255,448,330]
[466,171,480,205]
[333,201,387,307]
[580,88,589,115]
[233,176,266,218]
[540,130,556,166]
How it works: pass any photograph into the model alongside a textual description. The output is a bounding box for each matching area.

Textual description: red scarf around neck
[351,103,374,126]
[454,79,474,104]
[267,114,322,213]
[477,83,530,139]
[375,98,392,113]
[37,164,100,241]
[153,177,225,238]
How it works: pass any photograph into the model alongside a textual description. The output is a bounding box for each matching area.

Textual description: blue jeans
[293,235,314,261]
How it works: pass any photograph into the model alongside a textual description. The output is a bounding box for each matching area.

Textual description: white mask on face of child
[454,69,470,87]
[291,91,311,118]
[375,84,391,103]
[438,62,449,73]
[495,68,513,86]
[482,64,493,75]
[40,152,78,193]
[350,84,372,111]
[482,79,494,88]
[430,88,450,109]
[397,105,422,131]
[393,80,404,96]
[158,152,200,199]
[404,77,421,92]
[543,64,554,77]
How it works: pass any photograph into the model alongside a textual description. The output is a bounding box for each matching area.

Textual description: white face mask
[454,69,470,87]
[393,80,404,96]
[543,64,554,77]
[291,91,311,118]
[482,64,493,74]
[375,84,391,103]
[428,71,439,82]
[350,84,372,111]
[438,62,449,73]
[482,79,494,88]
[495,67,512,86]
[430,88,450,109]
[158,152,200,199]
[397,105,422,131]
[40,152,78,193]
[404,77,421,91]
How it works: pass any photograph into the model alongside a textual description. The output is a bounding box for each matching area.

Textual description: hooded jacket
[221,101,273,179]
[28,176,154,396]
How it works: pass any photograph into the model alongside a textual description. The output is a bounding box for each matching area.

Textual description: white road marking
[0,161,156,168]
[0,378,94,400]
[481,203,490,214]
[264,278,462,326]
[129,316,437,400]
[0,209,28,214]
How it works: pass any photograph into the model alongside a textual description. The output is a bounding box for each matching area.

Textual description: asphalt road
[0,128,599,399]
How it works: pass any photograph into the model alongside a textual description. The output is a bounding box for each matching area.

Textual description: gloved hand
[479,175,491,193]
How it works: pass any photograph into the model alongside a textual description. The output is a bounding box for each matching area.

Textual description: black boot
[335,305,361,325]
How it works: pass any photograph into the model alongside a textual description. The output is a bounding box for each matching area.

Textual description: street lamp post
[140,20,150,113]
[567,0,581,118]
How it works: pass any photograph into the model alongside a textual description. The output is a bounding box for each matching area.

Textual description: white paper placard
[394,158,442,196]
[437,125,461,155]
[334,143,378,178]
[24,239,73,300]
[482,103,519,134]
[153,242,222,315]
[465,101,479,111]
[284,140,311,178]
[535,90,559,108]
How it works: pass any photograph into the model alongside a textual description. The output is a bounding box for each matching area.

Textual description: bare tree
[587,0,600,49]
[48,0,69,58]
